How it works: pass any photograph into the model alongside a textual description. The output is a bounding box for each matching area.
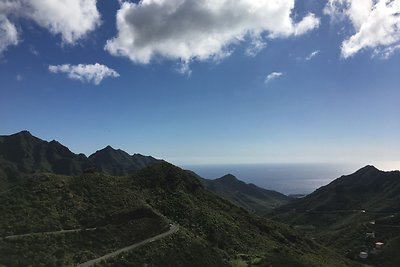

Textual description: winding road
[76,224,179,267]
[1,228,97,240]
[1,224,179,266]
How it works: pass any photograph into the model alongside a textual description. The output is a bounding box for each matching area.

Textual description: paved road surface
[76,224,179,267]
[1,228,97,240]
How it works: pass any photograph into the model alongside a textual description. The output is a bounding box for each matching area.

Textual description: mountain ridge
[272,165,400,216]
[270,165,400,265]
[200,173,290,214]
[0,131,161,189]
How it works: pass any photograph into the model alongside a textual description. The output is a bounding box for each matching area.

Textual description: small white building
[359,252,368,259]
[375,242,384,249]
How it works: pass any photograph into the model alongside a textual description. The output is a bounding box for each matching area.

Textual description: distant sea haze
[183,163,360,195]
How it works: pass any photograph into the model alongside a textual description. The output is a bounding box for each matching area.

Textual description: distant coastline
[182,163,360,195]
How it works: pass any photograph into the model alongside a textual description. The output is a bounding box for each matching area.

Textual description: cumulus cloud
[0,15,19,54]
[28,0,101,44]
[265,72,283,84]
[305,50,320,60]
[106,0,320,66]
[49,63,120,85]
[0,1,21,14]
[325,0,400,58]
[0,0,100,50]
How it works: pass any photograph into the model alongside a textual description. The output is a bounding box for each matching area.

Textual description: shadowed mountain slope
[0,131,161,189]
[200,173,289,214]
[273,165,400,216]
[0,131,88,189]
[88,145,160,176]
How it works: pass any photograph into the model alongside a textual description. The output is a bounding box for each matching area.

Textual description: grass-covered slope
[98,163,358,266]
[271,166,400,226]
[0,172,169,266]
[304,165,400,211]
[200,173,289,214]
[270,166,400,266]
[0,163,357,267]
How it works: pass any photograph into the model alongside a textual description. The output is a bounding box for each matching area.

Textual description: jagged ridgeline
[0,131,161,190]
[0,131,288,214]
[0,131,357,266]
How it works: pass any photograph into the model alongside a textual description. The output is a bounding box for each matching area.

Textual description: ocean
[182,163,361,195]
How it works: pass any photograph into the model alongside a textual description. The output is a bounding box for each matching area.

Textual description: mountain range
[0,131,289,213]
[0,131,160,190]
[1,131,399,266]
[0,131,356,266]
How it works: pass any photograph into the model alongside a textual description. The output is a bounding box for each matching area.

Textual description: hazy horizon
[182,162,398,195]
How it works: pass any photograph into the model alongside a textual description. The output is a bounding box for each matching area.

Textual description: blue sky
[0,0,399,170]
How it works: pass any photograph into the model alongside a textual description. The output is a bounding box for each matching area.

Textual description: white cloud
[325,0,400,58]
[16,74,22,81]
[245,35,267,57]
[28,0,101,44]
[49,63,120,85]
[293,13,320,36]
[176,61,192,76]
[305,50,320,60]
[0,0,101,48]
[0,1,21,14]
[378,44,400,59]
[106,0,320,65]
[265,72,283,84]
[0,15,19,54]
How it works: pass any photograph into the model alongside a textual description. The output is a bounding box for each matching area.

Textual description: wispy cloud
[30,46,39,56]
[0,15,19,54]
[265,72,283,84]
[245,35,267,57]
[325,0,400,58]
[176,60,192,76]
[49,63,120,85]
[305,50,320,61]
[16,74,22,81]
